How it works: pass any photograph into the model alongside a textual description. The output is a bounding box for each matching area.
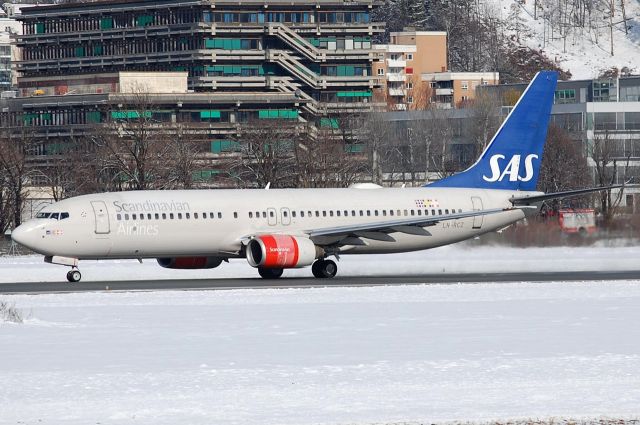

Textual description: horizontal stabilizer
[510,184,631,205]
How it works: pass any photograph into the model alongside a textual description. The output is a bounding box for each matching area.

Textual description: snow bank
[2,281,640,424]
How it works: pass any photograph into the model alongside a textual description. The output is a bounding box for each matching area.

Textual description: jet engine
[157,256,224,269]
[246,235,322,268]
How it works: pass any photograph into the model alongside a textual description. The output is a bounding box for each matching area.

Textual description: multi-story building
[373,30,500,110]
[484,75,640,212]
[373,31,447,110]
[7,0,384,189]
[422,71,500,109]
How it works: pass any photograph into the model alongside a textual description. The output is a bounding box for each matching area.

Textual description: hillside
[491,0,640,79]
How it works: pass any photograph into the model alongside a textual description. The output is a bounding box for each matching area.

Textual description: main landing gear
[256,259,338,279]
[311,259,337,279]
[258,267,283,279]
[66,268,82,283]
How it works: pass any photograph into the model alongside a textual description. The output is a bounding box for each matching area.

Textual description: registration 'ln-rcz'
[11,71,621,282]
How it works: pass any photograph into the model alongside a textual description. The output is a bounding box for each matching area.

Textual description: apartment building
[373,31,446,110]
[373,30,500,110]
[7,0,383,187]
[422,71,500,109]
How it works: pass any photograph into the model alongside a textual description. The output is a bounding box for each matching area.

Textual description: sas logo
[482,154,539,183]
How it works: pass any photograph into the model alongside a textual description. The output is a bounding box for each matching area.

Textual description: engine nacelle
[246,235,322,269]
[157,256,223,269]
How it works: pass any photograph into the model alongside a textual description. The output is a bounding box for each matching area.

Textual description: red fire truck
[558,209,597,235]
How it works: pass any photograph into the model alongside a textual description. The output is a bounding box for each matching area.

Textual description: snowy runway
[2,280,640,424]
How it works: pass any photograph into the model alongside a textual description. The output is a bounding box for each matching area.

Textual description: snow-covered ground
[2,280,640,424]
[1,243,640,283]
[492,0,640,79]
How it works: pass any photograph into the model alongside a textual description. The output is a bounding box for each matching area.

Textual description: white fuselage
[14,187,534,260]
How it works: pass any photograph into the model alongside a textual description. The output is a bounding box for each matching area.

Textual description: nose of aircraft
[11,223,36,250]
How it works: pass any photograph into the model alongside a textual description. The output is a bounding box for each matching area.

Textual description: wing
[305,206,534,245]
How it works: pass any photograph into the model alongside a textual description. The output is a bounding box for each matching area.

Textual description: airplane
[10,71,619,282]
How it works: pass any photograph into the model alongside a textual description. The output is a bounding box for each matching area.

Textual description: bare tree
[227,119,300,188]
[590,130,630,223]
[538,124,591,211]
[90,92,180,191]
[0,126,37,228]
[468,90,502,158]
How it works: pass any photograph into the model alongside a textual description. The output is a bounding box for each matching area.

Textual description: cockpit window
[36,212,69,220]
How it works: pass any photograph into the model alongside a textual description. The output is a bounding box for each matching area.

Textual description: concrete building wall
[119,72,188,94]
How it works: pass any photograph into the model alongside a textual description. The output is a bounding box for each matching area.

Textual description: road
[2,270,640,294]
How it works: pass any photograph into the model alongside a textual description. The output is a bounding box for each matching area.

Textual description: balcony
[387,73,405,82]
[386,59,406,68]
[435,88,453,96]
[388,87,405,96]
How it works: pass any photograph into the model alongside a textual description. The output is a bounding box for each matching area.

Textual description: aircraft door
[281,208,291,226]
[91,201,110,234]
[267,208,277,226]
[471,196,483,229]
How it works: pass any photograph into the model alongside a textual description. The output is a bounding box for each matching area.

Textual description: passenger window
[417,210,422,216]
[125,214,130,220]
[262,212,267,218]
[117,214,122,221]
[234,212,238,219]
[210,213,215,219]
[352,210,356,216]
[186,213,190,219]
[459,209,462,213]
[438,209,442,215]
[425,210,429,216]
[256,211,260,218]
[323,211,327,217]
[194,213,198,219]
[155,213,160,219]
[147,214,152,220]
[404,210,408,216]
[284,211,288,217]
[139,214,144,221]
[374,210,378,216]
[344,210,348,216]
[178,213,182,219]
[315,211,319,217]
[270,211,275,218]
[432,209,436,216]
[249,212,253,218]
[382,210,387,216]
[292,211,296,218]
[170,213,174,219]
[61,212,69,220]
[445,209,449,214]
[390,210,394,216]
[336,211,340,217]
[366,210,371,216]
[410,210,415,216]
[162,213,167,219]
[359,210,363,216]
[218,212,222,219]
[301,211,305,218]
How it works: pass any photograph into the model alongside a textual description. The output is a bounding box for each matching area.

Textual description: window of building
[377,68,385,76]
[554,89,576,104]
[407,96,414,104]
[407,82,413,90]
[461,81,469,90]
[407,53,413,60]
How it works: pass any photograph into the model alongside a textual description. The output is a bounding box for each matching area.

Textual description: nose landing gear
[66,268,82,283]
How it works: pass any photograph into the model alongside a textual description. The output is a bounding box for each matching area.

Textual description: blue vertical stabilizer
[427,71,558,191]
